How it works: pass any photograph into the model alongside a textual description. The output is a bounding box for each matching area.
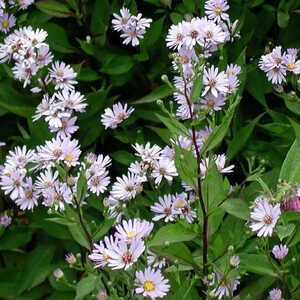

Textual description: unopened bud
[228,245,234,252]
[156,99,163,106]
[96,289,107,300]
[164,240,170,246]
[53,268,64,279]
[161,74,169,83]
[230,255,240,267]
[86,35,91,43]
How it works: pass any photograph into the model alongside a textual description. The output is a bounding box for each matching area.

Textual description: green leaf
[227,114,263,161]
[174,146,198,188]
[190,75,203,103]
[280,139,300,182]
[239,254,277,277]
[240,276,276,298]
[17,244,55,295]
[183,0,195,12]
[143,16,165,49]
[221,198,250,220]
[111,150,136,165]
[90,0,110,36]
[156,113,190,137]
[68,223,89,249]
[281,93,300,115]
[276,224,295,241]
[202,95,241,154]
[150,242,196,267]
[0,227,33,250]
[101,55,134,75]
[92,219,115,242]
[40,23,75,53]
[76,170,87,203]
[77,68,100,82]
[149,223,197,247]
[132,85,173,104]
[75,273,100,300]
[35,0,73,18]
[170,12,183,24]
[277,10,290,28]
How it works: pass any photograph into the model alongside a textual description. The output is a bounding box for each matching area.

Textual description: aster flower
[200,154,234,178]
[250,198,281,237]
[202,66,229,97]
[87,171,110,196]
[272,244,288,260]
[0,214,12,227]
[128,161,148,183]
[50,116,79,138]
[101,102,134,129]
[14,177,38,210]
[133,142,162,165]
[200,92,226,112]
[112,7,132,32]
[65,252,76,264]
[283,48,300,74]
[106,238,145,270]
[61,138,81,167]
[199,19,226,47]
[166,22,186,50]
[0,13,16,33]
[110,172,140,201]
[135,267,170,299]
[173,192,197,223]
[211,270,240,300]
[115,219,153,242]
[205,0,229,23]
[89,235,118,268]
[5,145,35,169]
[53,268,64,279]
[147,250,166,269]
[150,194,175,222]
[269,288,282,300]
[151,157,178,185]
[35,169,58,191]
[54,89,87,112]
[38,136,64,162]
[49,61,77,91]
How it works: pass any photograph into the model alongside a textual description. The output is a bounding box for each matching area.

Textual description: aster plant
[1,0,300,299]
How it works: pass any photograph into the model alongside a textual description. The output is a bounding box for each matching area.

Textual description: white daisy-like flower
[202,65,229,97]
[205,0,230,23]
[106,238,145,270]
[147,250,166,269]
[135,267,170,299]
[250,198,281,237]
[150,194,175,222]
[101,102,134,129]
[151,158,178,185]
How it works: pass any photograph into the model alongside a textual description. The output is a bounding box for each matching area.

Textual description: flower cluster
[112,7,152,47]
[0,140,111,212]
[89,218,170,299]
[259,46,300,85]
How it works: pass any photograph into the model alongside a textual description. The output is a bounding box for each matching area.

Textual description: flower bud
[96,289,107,300]
[53,268,64,279]
[230,255,240,267]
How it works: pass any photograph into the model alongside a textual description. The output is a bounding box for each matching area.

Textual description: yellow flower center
[143,280,155,292]
[117,112,125,120]
[177,201,184,208]
[215,7,222,14]
[127,231,137,238]
[102,252,109,260]
[56,69,64,77]
[287,63,295,70]
[207,99,215,108]
[65,154,73,162]
[2,21,9,28]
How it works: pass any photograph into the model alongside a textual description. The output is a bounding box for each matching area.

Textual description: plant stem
[74,197,93,251]
[183,76,208,298]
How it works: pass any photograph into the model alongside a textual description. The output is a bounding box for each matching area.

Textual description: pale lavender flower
[173,192,197,223]
[283,49,300,74]
[199,18,226,48]
[87,171,110,196]
[101,102,134,129]
[133,142,162,164]
[61,138,81,167]
[50,117,79,138]
[128,161,147,183]
[35,169,58,191]
[36,45,53,67]
[151,157,178,185]
[0,13,16,33]
[211,270,240,300]
[15,177,38,210]
[106,238,145,270]
[200,154,234,178]
[205,0,229,23]
[147,250,166,269]
[38,136,64,162]
[202,65,229,97]
[269,288,282,300]
[115,219,153,242]
[135,267,170,299]
[173,47,198,77]
[226,64,241,77]
[166,22,186,50]
[96,290,107,300]
[259,46,287,84]
[112,7,132,32]
[110,172,140,201]
[49,61,77,91]
[250,198,281,237]
[54,89,87,112]
[5,145,35,169]
[230,255,240,267]
[0,214,12,227]
[200,92,226,112]
[89,235,118,268]
[65,252,76,264]
[151,194,175,222]
[272,244,288,260]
